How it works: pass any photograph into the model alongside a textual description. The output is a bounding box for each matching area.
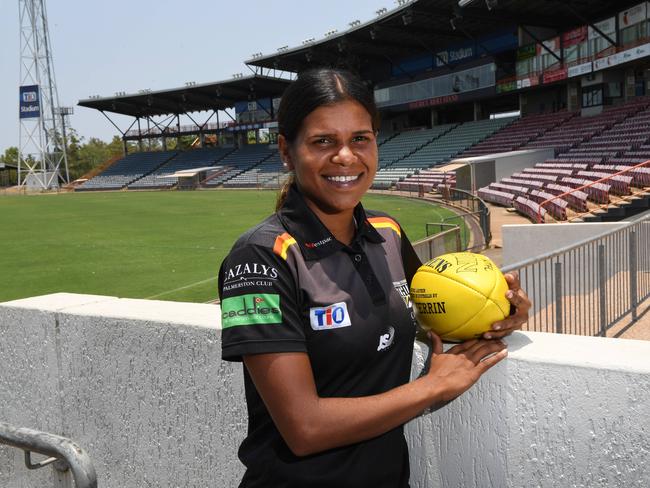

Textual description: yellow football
[410,252,510,342]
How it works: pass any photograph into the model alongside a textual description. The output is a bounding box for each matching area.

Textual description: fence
[412,225,462,262]
[0,422,97,488]
[438,187,491,249]
[502,212,650,336]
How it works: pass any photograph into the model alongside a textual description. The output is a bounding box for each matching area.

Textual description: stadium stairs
[127,147,235,190]
[478,97,650,223]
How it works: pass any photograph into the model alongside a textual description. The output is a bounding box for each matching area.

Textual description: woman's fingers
[427,331,444,355]
[483,272,532,339]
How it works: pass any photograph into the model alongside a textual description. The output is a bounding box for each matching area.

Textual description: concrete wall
[454,148,555,192]
[502,222,627,266]
[1,294,649,487]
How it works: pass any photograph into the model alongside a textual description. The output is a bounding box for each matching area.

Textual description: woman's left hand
[483,271,531,340]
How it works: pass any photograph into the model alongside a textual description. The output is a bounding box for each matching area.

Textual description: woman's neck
[307,204,356,246]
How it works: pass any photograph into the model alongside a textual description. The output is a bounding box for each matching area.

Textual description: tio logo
[22,92,37,102]
[309,302,352,331]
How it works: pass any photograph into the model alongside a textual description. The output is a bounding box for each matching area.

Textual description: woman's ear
[278,134,294,171]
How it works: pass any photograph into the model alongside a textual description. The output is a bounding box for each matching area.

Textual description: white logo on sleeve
[309,302,352,330]
[377,326,395,351]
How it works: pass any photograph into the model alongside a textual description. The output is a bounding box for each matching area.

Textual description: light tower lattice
[18,0,69,190]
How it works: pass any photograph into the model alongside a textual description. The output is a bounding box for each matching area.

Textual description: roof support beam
[520,25,562,63]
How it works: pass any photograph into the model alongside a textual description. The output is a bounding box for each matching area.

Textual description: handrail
[501,210,648,274]
[537,159,650,223]
[0,422,97,488]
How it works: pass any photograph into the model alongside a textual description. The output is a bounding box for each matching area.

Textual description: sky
[0,0,394,152]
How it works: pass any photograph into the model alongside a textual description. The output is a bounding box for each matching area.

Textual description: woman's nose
[332,144,357,165]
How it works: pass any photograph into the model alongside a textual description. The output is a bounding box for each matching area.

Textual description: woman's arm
[244,334,506,457]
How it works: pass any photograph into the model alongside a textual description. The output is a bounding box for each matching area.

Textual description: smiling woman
[217,68,528,488]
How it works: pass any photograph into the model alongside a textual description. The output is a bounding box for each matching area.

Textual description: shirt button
[354,254,362,262]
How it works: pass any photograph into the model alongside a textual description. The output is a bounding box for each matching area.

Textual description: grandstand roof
[77,74,292,117]
[246,0,638,80]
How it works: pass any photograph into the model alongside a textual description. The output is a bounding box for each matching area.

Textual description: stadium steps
[124,152,182,188]
[66,153,124,189]
[207,150,277,187]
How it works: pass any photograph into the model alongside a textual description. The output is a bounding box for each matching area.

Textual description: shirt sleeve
[218,243,306,361]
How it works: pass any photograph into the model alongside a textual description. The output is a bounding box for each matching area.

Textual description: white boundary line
[146,276,218,299]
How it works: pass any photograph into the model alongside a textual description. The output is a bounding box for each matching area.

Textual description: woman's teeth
[326,175,359,183]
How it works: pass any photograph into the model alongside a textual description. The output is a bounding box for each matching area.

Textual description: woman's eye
[352,135,370,143]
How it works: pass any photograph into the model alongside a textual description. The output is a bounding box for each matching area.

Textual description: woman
[218,68,530,487]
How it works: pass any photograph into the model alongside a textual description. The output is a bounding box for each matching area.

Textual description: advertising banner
[543,67,568,84]
[568,61,593,78]
[593,42,650,71]
[563,26,588,47]
[619,2,647,29]
[517,44,536,61]
[19,85,40,119]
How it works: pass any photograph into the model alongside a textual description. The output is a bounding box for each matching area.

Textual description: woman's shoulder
[230,213,285,252]
[363,209,404,236]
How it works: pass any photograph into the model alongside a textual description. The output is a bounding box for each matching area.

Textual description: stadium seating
[201,145,277,187]
[374,118,514,188]
[459,111,575,157]
[77,151,178,191]
[128,147,235,189]
[223,151,285,188]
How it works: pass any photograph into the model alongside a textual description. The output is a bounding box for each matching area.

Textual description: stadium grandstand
[78,0,650,223]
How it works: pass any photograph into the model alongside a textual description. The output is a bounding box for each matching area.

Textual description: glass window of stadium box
[515,43,539,78]
[562,26,589,66]
[582,84,603,108]
[539,37,561,71]
[618,2,648,47]
[588,17,617,59]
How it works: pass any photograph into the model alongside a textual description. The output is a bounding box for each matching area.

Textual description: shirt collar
[277,184,384,260]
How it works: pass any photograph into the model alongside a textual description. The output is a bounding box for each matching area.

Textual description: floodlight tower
[18,0,69,190]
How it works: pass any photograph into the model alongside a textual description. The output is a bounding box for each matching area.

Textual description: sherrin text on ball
[410,252,510,342]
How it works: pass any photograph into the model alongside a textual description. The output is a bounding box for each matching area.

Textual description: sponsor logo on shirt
[309,302,351,330]
[393,279,412,309]
[221,293,282,328]
[377,326,395,351]
[304,236,333,249]
[222,262,279,291]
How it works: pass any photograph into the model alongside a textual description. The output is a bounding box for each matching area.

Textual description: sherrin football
[410,252,510,342]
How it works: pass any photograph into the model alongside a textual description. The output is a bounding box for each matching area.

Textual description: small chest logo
[309,302,352,331]
[377,326,395,351]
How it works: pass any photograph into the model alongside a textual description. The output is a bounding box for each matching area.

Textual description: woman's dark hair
[275,68,379,210]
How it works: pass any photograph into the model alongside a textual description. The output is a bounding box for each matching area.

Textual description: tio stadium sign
[19,85,40,119]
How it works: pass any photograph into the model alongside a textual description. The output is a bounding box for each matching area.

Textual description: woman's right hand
[424,331,507,403]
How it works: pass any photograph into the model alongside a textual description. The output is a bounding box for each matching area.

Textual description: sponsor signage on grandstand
[562,26,588,47]
[593,42,650,71]
[516,75,540,90]
[542,67,568,84]
[619,2,647,28]
[435,46,474,68]
[19,85,40,119]
[568,61,593,78]
[496,77,517,93]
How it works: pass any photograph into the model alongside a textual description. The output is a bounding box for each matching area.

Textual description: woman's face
[279,100,378,218]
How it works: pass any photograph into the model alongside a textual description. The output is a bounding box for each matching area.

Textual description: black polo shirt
[219,185,421,488]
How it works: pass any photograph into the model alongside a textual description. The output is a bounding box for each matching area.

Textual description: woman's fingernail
[485,334,492,339]
[506,291,514,299]
[493,325,501,331]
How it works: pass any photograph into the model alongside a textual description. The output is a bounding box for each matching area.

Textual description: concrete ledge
[1,294,648,487]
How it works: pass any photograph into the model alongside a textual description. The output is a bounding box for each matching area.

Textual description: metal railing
[412,226,462,262]
[438,187,491,249]
[0,422,97,488]
[502,212,650,336]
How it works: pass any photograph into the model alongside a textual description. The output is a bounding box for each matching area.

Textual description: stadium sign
[568,61,593,78]
[19,85,40,119]
[593,42,650,71]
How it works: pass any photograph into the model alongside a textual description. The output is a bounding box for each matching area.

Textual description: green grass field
[0,190,465,303]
